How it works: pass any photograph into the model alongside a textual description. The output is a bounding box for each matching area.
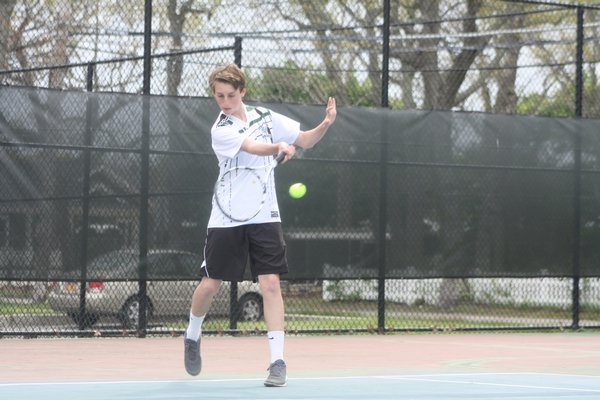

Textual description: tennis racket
[214,152,286,222]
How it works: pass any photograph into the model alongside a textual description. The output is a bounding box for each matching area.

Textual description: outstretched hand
[324,97,337,126]
[292,97,337,150]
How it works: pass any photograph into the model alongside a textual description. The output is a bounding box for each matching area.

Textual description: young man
[184,64,337,387]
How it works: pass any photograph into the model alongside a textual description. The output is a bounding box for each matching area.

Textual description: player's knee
[259,275,281,297]
[198,278,222,297]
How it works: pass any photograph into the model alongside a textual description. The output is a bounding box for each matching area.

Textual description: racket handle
[275,152,286,164]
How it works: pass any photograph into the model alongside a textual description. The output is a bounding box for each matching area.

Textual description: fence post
[229,37,243,331]
[571,6,584,330]
[137,0,153,337]
[377,0,391,334]
[76,63,95,330]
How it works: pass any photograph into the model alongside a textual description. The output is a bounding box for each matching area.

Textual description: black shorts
[200,222,288,282]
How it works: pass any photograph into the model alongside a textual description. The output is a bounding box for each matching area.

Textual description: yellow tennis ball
[289,182,307,199]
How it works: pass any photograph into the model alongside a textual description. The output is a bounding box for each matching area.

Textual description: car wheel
[237,293,263,322]
[68,312,99,329]
[119,296,152,329]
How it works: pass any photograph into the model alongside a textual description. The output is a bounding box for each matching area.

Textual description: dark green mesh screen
[2,86,600,280]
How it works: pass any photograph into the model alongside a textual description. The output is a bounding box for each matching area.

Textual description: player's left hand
[324,97,337,126]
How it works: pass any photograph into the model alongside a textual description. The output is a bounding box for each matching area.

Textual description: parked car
[47,249,263,328]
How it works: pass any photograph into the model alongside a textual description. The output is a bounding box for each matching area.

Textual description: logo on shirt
[271,211,279,218]
[217,114,233,128]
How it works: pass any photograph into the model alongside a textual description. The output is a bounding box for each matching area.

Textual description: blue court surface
[2,373,600,400]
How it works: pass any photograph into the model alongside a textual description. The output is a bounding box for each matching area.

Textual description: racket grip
[275,152,286,164]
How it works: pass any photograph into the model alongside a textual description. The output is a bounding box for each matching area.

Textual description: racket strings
[215,167,267,222]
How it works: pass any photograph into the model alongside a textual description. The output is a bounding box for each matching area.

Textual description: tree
[152,0,219,247]
[249,59,377,106]
[0,0,18,72]
[163,0,218,96]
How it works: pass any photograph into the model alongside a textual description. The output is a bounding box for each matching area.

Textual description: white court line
[0,378,263,387]
[374,372,600,381]
[0,372,598,391]
[386,373,600,394]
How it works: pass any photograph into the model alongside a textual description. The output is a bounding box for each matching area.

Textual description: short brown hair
[208,64,246,93]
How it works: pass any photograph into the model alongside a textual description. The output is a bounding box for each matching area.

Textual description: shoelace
[268,361,285,376]
[185,340,199,359]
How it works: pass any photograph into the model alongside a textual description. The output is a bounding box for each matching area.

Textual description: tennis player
[184,63,337,387]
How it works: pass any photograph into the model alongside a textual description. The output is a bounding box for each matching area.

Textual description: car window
[86,250,201,279]
[148,253,179,278]
[88,249,136,278]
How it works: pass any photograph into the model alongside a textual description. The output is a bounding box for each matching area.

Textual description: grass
[184,292,597,333]
[0,300,56,315]
[196,316,562,333]
[2,284,599,333]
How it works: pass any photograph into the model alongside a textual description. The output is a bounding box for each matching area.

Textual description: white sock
[185,312,204,341]
[267,330,285,363]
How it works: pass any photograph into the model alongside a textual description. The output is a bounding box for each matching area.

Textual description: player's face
[213,81,246,120]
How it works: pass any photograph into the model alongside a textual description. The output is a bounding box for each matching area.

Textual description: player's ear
[240,87,246,97]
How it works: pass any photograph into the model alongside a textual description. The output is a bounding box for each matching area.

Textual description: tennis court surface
[1,332,599,399]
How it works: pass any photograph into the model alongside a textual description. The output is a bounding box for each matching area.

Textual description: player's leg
[248,223,288,387]
[184,277,221,376]
[184,226,248,376]
[258,273,285,331]
[258,274,287,387]
[188,276,222,338]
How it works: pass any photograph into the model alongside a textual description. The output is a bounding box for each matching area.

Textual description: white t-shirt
[207,104,300,228]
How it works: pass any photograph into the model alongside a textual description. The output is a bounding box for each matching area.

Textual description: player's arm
[294,97,337,150]
[240,137,296,161]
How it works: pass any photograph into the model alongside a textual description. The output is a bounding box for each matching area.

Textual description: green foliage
[324,281,366,301]
[248,60,316,103]
[518,93,574,117]
[247,59,382,107]
[517,72,600,118]
[345,74,377,107]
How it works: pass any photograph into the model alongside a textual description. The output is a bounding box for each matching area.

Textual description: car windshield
[86,249,201,280]
[146,252,202,279]
[87,250,137,279]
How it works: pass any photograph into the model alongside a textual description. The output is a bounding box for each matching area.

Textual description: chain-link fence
[2,85,600,337]
[3,1,600,114]
[1,0,600,337]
